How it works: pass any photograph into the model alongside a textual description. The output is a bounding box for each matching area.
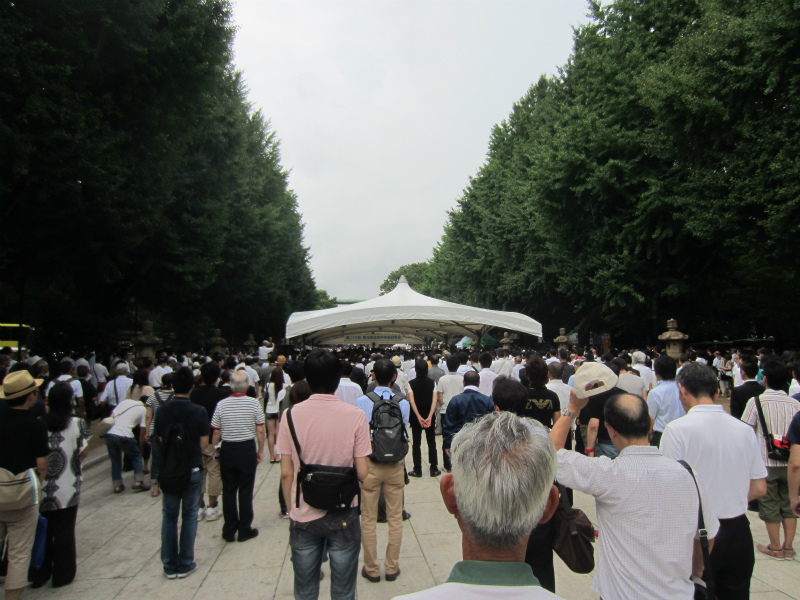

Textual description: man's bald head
[604,393,650,439]
[464,371,480,387]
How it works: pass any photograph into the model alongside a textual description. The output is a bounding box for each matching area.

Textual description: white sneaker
[205,506,222,522]
[197,507,205,521]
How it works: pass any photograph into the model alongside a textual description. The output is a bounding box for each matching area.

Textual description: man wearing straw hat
[0,371,49,600]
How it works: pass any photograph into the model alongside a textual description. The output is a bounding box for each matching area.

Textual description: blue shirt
[647,380,685,433]
[442,386,494,449]
[356,386,410,425]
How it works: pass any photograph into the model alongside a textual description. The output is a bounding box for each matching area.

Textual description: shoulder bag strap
[753,395,774,441]
[678,460,715,600]
[286,407,306,509]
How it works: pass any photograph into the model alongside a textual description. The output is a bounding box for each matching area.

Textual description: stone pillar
[243,333,257,356]
[132,320,162,362]
[208,329,227,356]
[658,318,688,359]
[553,327,570,352]
[601,333,611,354]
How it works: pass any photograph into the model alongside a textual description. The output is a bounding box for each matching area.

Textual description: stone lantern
[208,329,227,356]
[553,328,570,352]
[243,333,258,355]
[658,318,688,359]
[132,320,162,363]
[500,331,518,350]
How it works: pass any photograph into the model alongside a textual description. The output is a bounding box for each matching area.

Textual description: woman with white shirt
[265,366,284,463]
[105,391,148,493]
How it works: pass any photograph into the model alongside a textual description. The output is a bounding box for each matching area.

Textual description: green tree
[380,262,432,295]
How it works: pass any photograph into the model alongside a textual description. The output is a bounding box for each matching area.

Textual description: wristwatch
[561,407,578,420]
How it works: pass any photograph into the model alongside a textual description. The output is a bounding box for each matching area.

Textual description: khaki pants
[360,460,405,577]
[0,504,39,590]
[202,448,222,497]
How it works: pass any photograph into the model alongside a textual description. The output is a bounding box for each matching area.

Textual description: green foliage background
[383,0,800,346]
[0,0,318,351]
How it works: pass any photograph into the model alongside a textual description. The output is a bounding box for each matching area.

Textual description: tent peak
[397,275,408,285]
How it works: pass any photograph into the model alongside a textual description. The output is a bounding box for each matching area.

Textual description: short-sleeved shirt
[523,386,560,428]
[275,394,371,522]
[617,372,647,398]
[154,397,210,469]
[46,375,83,402]
[435,374,464,413]
[647,380,685,433]
[107,399,146,438]
[146,390,174,436]
[190,385,231,422]
[210,394,265,442]
[42,417,92,511]
[741,390,800,466]
[0,408,49,474]
[587,387,623,444]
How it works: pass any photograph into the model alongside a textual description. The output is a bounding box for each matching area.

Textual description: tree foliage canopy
[0,0,317,351]
[413,0,800,345]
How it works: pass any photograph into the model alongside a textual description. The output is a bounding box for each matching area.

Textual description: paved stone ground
[19,433,800,600]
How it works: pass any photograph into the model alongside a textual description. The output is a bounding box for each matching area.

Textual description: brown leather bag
[551,484,595,573]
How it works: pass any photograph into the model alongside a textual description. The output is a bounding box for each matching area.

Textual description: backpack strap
[286,407,306,508]
[753,394,774,441]
[366,391,383,404]
[678,460,715,600]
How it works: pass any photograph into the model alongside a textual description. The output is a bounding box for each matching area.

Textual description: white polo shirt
[435,374,464,414]
[660,404,767,519]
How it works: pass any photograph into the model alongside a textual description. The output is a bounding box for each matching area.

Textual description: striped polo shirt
[210,394,265,442]
[741,390,800,466]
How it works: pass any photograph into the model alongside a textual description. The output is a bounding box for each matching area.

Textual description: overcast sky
[231,0,591,300]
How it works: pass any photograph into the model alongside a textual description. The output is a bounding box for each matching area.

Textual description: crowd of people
[0,341,799,599]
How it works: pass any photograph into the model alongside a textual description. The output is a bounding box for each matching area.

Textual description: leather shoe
[430,468,441,477]
[408,470,422,478]
[402,510,411,521]
[385,567,401,582]
[361,566,380,583]
[237,528,259,542]
[222,532,236,543]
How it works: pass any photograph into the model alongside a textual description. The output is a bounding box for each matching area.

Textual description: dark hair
[340,361,353,377]
[558,348,569,361]
[225,356,237,370]
[157,355,167,365]
[59,360,73,375]
[45,382,74,432]
[160,372,173,390]
[762,358,789,391]
[611,357,627,374]
[547,362,564,379]
[445,355,460,372]
[172,367,194,394]
[76,365,89,378]
[372,358,396,387]
[525,356,548,388]
[457,352,469,365]
[289,380,312,405]
[414,359,428,378]
[270,366,285,394]
[604,393,650,438]
[142,357,153,369]
[201,361,221,386]
[479,352,492,369]
[464,371,480,387]
[676,362,718,399]
[284,360,305,384]
[430,355,440,366]
[304,349,341,394]
[654,355,677,381]
[741,357,759,380]
[133,369,149,387]
[492,376,526,414]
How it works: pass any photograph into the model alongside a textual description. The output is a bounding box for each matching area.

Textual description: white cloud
[232,0,590,299]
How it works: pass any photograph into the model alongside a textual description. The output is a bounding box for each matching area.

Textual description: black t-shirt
[409,376,435,418]
[587,387,623,444]
[0,408,49,474]
[523,386,561,428]
[190,385,231,422]
[154,397,210,469]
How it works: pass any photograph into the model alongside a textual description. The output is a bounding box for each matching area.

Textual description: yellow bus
[0,323,31,351]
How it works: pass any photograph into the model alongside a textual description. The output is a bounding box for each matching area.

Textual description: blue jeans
[106,434,143,486]
[596,442,620,459]
[151,439,162,481]
[290,507,360,600]
[161,468,203,576]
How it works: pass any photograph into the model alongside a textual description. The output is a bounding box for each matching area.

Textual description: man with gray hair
[98,361,133,409]
[632,350,655,391]
[395,411,563,599]
[210,370,266,542]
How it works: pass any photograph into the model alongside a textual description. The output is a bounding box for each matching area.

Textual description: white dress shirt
[149,365,166,388]
[557,445,718,600]
[479,370,499,397]
[660,404,767,518]
[334,378,364,406]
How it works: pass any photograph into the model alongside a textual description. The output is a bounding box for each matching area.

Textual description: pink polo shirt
[275,394,371,522]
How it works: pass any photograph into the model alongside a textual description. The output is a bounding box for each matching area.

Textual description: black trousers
[525,517,556,593]
[410,413,438,473]
[706,514,754,600]
[30,506,78,588]
[219,439,257,538]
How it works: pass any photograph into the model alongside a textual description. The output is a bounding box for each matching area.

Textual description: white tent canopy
[286,276,542,345]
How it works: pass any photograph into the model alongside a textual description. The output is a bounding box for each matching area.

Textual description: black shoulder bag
[753,395,791,462]
[678,461,716,600]
[286,407,360,512]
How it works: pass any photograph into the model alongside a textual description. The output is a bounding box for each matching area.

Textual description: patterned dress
[40,418,92,512]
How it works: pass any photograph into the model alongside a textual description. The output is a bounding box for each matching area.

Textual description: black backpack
[367,392,408,463]
[157,406,195,494]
